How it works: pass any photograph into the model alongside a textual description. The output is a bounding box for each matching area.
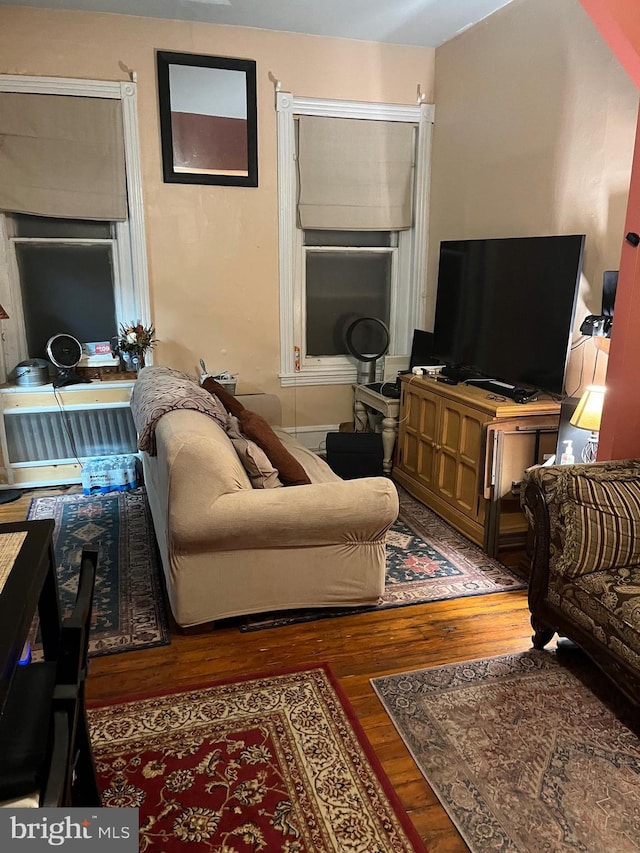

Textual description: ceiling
[0,0,516,48]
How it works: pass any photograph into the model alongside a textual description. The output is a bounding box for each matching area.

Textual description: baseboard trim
[282,424,340,454]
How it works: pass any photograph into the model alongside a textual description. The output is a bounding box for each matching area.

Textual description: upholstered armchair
[522,458,640,706]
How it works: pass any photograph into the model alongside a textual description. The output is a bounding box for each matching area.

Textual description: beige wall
[4,0,632,430]
[0,6,434,428]
[428,0,638,396]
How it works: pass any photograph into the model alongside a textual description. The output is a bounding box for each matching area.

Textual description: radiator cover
[4,406,137,464]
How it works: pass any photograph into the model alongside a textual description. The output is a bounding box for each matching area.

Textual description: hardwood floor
[4,488,533,853]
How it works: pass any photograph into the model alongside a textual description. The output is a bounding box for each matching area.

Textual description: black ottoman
[325,431,384,479]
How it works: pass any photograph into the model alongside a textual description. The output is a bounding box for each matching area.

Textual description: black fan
[46,334,91,388]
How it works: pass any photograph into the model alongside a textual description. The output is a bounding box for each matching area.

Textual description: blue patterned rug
[28,487,170,657]
[241,486,526,631]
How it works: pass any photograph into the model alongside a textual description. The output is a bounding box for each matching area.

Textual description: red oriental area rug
[88,665,426,853]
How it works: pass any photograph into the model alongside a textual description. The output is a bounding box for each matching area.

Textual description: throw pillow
[202,377,245,417]
[237,409,311,487]
[558,473,640,577]
[226,416,283,489]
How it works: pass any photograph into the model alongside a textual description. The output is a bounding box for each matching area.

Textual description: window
[304,230,396,358]
[276,93,434,386]
[0,75,149,381]
[9,215,118,360]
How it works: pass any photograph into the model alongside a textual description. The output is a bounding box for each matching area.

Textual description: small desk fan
[46,334,91,388]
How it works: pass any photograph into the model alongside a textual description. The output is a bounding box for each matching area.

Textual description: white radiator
[3,404,137,464]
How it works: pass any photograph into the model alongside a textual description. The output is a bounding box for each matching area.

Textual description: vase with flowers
[117,321,157,374]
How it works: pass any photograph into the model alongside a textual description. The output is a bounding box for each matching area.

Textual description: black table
[0,519,61,717]
[0,520,102,806]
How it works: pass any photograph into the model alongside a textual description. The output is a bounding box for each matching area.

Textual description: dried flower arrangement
[118,322,157,355]
[116,322,157,372]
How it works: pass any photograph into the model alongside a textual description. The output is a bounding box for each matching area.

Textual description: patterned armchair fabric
[522,459,640,704]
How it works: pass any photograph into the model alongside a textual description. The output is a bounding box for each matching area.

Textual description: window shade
[0,93,127,221]
[297,116,415,230]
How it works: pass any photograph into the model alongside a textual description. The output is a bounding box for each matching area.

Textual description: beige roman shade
[0,92,127,221]
[297,115,415,230]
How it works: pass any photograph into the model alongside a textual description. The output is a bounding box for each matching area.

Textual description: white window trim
[276,92,434,387]
[0,74,150,382]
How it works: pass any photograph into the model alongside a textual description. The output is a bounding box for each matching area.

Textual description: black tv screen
[432,235,585,395]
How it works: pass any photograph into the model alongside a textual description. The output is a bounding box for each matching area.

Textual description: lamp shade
[570,385,605,432]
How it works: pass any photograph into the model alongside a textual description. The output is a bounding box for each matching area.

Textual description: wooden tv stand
[392,375,560,556]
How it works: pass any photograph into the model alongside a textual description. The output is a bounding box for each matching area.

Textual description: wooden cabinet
[393,376,560,555]
[399,385,487,527]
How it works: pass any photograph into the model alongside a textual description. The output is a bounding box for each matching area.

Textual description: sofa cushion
[557,473,640,577]
[238,409,312,487]
[226,416,283,489]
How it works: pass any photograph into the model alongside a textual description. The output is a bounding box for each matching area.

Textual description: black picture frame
[156,50,258,187]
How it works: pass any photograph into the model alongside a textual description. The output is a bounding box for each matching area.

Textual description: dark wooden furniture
[0,521,100,805]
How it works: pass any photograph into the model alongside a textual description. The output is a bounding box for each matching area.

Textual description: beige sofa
[132,367,399,629]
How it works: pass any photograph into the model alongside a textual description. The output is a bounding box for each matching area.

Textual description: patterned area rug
[242,486,524,630]
[372,650,640,853]
[28,487,169,657]
[88,665,426,853]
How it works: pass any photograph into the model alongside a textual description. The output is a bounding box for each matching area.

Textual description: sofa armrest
[172,477,399,552]
[522,477,553,616]
[236,393,282,426]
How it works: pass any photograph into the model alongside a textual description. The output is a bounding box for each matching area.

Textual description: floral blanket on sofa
[130,366,227,455]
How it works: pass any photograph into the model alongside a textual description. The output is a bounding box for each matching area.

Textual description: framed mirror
[156,51,258,187]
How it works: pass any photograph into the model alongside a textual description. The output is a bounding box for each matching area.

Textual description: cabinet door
[435,398,487,521]
[399,384,438,487]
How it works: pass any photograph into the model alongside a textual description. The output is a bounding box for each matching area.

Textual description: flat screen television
[432,235,585,396]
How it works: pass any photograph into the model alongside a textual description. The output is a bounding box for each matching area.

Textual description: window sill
[279,366,360,387]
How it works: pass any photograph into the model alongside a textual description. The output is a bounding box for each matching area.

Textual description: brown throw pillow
[202,377,245,417]
[238,409,311,486]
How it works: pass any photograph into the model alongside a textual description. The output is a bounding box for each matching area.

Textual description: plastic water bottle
[126,456,138,490]
[82,458,100,494]
[112,456,125,491]
[103,459,111,492]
